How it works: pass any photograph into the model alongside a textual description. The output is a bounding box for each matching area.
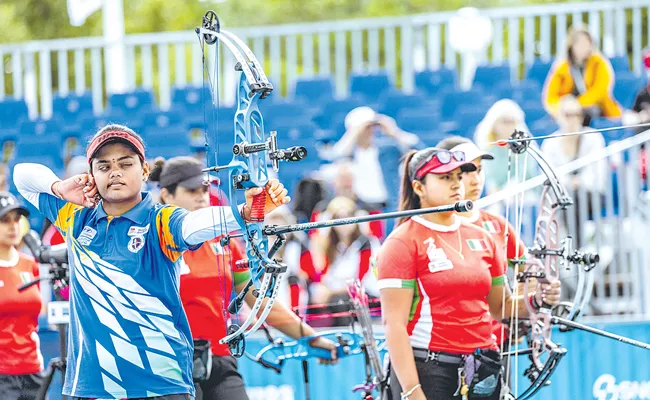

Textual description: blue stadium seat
[266,117,317,141]
[107,89,156,115]
[15,136,63,159]
[349,72,392,101]
[293,77,335,103]
[313,98,366,130]
[378,91,432,119]
[454,108,486,134]
[145,126,192,159]
[440,89,491,120]
[414,68,457,95]
[18,118,63,136]
[171,86,211,110]
[525,59,554,87]
[53,92,93,123]
[142,111,184,130]
[396,109,440,135]
[530,117,558,136]
[609,56,630,73]
[0,98,29,126]
[509,80,543,103]
[613,75,642,109]
[522,102,548,125]
[259,101,314,127]
[0,127,19,142]
[473,64,511,89]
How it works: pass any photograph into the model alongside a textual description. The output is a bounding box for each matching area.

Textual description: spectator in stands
[543,25,621,124]
[541,95,606,246]
[148,156,335,400]
[265,207,317,309]
[474,99,538,196]
[331,106,423,211]
[13,124,295,400]
[292,177,327,224]
[312,161,384,239]
[0,193,43,400]
[311,196,380,326]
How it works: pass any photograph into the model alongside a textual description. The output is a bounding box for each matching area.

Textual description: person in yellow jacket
[543,26,621,121]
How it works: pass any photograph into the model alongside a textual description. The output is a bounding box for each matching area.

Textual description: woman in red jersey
[436,136,529,350]
[376,147,561,400]
[0,193,43,400]
[149,157,336,400]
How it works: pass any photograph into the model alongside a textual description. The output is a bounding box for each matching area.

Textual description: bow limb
[496,130,601,399]
[197,10,291,354]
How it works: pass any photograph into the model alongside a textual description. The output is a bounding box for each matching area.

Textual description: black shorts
[195,355,248,400]
[0,373,44,400]
[387,359,503,400]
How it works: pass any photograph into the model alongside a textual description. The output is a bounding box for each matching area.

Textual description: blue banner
[39,320,650,400]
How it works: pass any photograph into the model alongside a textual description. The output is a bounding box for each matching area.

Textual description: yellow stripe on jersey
[156,206,182,262]
[55,202,81,238]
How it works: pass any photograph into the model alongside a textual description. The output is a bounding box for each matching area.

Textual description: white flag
[67,0,103,27]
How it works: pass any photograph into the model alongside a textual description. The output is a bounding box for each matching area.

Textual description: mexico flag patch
[466,239,488,251]
[481,220,501,234]
[20,272,33,285]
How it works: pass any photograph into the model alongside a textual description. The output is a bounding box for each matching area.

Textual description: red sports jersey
[377,216,506,354]
[179,238,249,356]
[466,209,528,345]
[0,251,43,375]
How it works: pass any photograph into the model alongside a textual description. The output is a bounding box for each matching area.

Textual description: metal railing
[1,0,649,119]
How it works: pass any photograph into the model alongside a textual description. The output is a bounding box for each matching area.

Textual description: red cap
[413,151,476,180]
[86,130,146,164]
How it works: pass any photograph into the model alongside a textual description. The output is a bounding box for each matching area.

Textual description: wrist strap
[401,383,421,399]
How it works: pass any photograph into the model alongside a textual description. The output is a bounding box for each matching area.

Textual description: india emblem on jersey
[466,238,488,251]
[481,220,501,234]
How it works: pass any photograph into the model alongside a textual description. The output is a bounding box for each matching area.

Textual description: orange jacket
[543,52,622,118]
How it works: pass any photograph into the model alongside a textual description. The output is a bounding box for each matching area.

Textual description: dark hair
[148,157,177,204]
[435,136,471,151]
[87,124,146,167]
[397,150,425,226]
[566,26,593,65]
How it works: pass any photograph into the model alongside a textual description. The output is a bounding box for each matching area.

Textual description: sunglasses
[411,149,466,179]
[414,149,465,169]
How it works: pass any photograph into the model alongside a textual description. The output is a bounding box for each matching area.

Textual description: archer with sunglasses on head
[149,156,337,400]
[436,137,529,359]
[376,148,561,400]
[12,124,291,400]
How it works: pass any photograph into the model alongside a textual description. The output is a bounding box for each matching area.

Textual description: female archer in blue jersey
[13,124,299,400]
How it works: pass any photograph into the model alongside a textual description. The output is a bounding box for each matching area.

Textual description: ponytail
[148,157,176,204]
[397,151,421,227]
[148,157,166,183]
